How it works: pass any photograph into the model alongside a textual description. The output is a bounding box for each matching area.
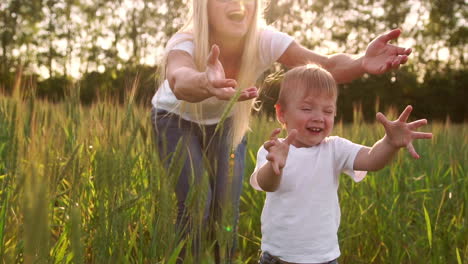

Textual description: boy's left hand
[377,105,433,159]
[263,128,297,175]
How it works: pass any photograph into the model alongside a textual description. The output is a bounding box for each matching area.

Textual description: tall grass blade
[423,203,432,249]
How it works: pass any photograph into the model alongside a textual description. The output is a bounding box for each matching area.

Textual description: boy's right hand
[263,128,297,175]
[204,44,258,101]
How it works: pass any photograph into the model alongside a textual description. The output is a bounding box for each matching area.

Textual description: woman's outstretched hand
[363,29,412,74]
[377,105,433,159]
[205,44,258,101]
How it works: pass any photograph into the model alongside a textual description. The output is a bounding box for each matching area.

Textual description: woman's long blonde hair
[158,0,266,147]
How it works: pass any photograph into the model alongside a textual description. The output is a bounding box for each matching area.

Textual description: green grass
[0,93,466,263]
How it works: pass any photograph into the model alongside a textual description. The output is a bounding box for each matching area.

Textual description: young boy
[250,65,432,264]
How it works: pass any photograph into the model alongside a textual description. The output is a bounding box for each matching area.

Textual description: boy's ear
[275,104,285,124]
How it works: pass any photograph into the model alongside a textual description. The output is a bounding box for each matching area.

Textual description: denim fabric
[151,108,246,263]
[259,252,338,264]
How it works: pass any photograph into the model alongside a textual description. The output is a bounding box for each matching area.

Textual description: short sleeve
[166,33,194,56]
[332,137,367,182]
[259,27,294,67]
[250,146,269,191]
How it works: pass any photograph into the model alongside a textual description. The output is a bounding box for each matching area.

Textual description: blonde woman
[151,0,411,262]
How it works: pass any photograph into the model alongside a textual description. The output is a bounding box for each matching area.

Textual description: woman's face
[207,0,256,40]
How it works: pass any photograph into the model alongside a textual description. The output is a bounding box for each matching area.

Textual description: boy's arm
[252,161,282,192]
[277,29,411,84]
[252,128,297,192]
[354,105,432,171]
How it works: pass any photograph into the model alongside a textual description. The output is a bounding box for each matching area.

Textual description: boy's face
[276,90,336,148]
[208,0,256,40]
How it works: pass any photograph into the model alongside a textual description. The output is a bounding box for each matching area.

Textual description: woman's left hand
[362,28,412,74]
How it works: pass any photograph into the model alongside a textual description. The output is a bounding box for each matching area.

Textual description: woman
[152,0,411,262]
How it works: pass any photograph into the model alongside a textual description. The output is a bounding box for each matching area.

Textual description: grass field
[0,92,466,263]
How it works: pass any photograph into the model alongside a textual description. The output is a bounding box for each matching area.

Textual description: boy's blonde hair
[277,64,338,109]
[158,0,267,147]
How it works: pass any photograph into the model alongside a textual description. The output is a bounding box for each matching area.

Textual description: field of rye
[0,89,466,264]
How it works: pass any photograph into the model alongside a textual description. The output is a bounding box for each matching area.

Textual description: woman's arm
[277,29,411,84]
[166,45,258,103]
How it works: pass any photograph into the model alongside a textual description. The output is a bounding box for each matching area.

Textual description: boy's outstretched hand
[377,105,433,159]
[263,128,297,175]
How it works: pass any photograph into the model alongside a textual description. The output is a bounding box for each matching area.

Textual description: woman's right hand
[204,44,258,101]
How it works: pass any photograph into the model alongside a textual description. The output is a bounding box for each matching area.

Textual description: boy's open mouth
[307,127,323,133]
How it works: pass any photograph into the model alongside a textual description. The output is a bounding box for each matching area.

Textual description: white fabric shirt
[250,136,367,263]
[151,28,294,124]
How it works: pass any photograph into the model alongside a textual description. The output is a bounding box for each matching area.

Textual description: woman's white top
[251,136,367,263]
[151,28,294,124]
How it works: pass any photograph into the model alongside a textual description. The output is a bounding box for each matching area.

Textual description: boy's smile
[277,92,336,148]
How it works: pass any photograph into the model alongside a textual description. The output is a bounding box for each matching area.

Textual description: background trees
[0,0,466,121]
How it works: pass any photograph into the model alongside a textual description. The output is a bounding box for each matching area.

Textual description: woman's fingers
[376,28,401,44]
[208,81,258,101]
[207,44,220,65]
[238,87,258,101]
[210,78,237,89]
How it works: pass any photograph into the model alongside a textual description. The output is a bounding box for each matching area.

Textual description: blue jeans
[259,251,338,264]
[152,108,246,263]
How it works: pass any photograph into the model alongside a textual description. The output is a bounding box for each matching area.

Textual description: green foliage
[258,67,468,122]
[0,92,466,263]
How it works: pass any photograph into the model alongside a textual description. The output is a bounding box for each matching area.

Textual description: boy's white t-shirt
[251,136,367,263]
[151,28,294,124]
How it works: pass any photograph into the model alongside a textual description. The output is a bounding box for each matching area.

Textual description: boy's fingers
[272,162,280,175]
[407,142,420,159]
[285,129,297,145]
[376,112,390,127]
[266,153,274,161]
[264,140,275,150]
[398,105,413,122]
[270,128,281,140]
[412,132,433,140]
[408,119,427,130]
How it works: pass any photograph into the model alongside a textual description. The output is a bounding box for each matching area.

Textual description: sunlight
[438,48,450,61]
